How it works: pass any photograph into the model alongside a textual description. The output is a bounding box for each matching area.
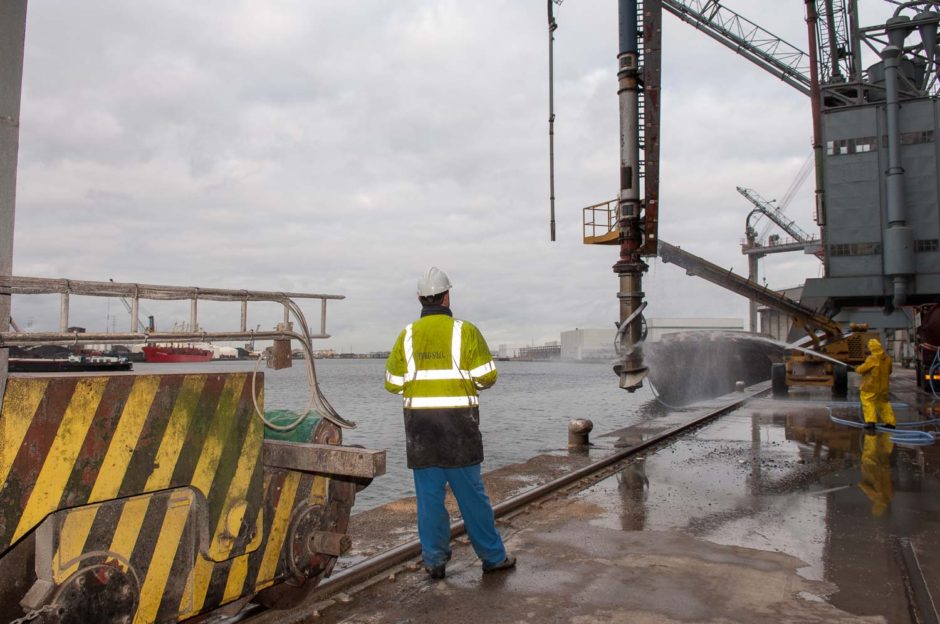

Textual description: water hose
[247,297,355,432]
[646,377,695,412]
[614,301,648,358]
[827,406,938,445]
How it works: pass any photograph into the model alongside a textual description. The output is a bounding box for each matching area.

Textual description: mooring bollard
[568,419,593,447]
[735,380,746,392]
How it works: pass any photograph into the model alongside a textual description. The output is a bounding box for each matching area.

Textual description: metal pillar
[847,0,862,82]
[748,254,759,333]
[547,0,558,242]
[0,0,28,403]
[805,1,828,278]
[59,293,69,332]
[822,0,842,80]
[882,17,916,310]
[613,0,648,391]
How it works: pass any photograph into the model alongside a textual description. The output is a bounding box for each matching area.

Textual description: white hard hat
[417,267,452,297]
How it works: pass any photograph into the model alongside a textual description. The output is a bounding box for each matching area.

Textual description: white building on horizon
[561,328,617,361]
[646,317,744,342]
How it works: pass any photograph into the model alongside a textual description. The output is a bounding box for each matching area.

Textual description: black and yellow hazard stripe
[1,371,342,624]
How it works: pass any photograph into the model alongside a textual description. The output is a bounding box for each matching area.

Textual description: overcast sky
[10,1,896,352]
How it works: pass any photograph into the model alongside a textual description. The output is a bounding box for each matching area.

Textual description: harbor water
[135,359,659,510]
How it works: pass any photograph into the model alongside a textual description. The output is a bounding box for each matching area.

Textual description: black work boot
[882,423,896,429]
[482,553,517,574]
[425,563,446,580]
[425,551,451,580]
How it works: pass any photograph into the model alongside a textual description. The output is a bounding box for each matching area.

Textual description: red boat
[142,345,213,363]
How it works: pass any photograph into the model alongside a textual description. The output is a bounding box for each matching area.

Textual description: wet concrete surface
[272,372,940,623]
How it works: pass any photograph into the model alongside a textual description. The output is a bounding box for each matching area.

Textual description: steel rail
[304,390,760,605]
[0,275,343,302]
[0,329,327,348]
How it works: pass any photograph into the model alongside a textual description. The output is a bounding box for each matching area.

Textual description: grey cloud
[11,1,881,351]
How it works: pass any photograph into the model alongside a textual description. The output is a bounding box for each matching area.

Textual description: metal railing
[0,275,343,348]
[582,198,618,241]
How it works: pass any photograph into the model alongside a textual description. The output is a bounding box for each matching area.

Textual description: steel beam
[0,0,27,403]
[262,440,386,479]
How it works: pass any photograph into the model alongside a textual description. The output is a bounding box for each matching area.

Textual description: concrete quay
[261,372,940,624]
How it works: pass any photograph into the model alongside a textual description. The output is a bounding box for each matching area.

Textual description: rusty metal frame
[640,0,662,257]
[0,275,344,347]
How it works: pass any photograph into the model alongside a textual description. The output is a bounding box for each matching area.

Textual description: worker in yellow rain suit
[855,338,896,429]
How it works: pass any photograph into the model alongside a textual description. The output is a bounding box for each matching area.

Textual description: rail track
[230,387,766,624]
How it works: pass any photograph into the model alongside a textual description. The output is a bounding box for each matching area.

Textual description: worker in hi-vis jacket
[856,338,896,429]
[384,267,516,580]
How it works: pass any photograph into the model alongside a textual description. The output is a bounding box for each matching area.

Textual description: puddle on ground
[569,395,940,623]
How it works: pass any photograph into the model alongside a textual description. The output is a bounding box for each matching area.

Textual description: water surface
[136,359,656,509]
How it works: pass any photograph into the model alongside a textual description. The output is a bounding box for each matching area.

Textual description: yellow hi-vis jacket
[384,309,497,468]
[384,313,498,405]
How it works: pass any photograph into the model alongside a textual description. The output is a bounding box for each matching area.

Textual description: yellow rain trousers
[855,338,896,426]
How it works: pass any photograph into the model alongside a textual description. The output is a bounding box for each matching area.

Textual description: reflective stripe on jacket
[384,314,498,405]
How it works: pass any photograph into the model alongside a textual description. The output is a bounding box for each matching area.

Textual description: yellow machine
[0,277,385,624]
[770,327,877,398]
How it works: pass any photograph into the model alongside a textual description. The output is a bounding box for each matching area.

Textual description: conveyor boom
[658,240,842,341]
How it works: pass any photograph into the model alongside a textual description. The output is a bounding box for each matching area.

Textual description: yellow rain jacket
[856,339,892,396]
[856,338,895,425]
[385,307,498,468]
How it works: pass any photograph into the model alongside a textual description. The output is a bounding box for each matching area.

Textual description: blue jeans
[412,464,506,568]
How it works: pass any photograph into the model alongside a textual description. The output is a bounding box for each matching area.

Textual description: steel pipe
[0,329,329,348]
[613,0,648,392]
[0,275,344,302]
[882,27,916,309]
[0,0,28,403]
[59,293,69,332]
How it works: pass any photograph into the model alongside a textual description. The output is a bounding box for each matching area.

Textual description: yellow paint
[189,374,246,496]
[180,556,213,619]
[108,497,151,566]
[53,376,161,580]
[52,506,99,582]
[178,510,264,619]
[177,374,249,612]
[0,378,49,485]
[94,376,162,499]
[105,375,206,568]
[224,500,249,539]
[221,554,250,603]
[255,471,301,588]
[186,412,262,612]
[246,509,264,550]
[133,490,194,624]
[174,374,250,613]
[146,375,207,489]
[310,475,328,504]
[13,377,108,541]
[206,413,263,560]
